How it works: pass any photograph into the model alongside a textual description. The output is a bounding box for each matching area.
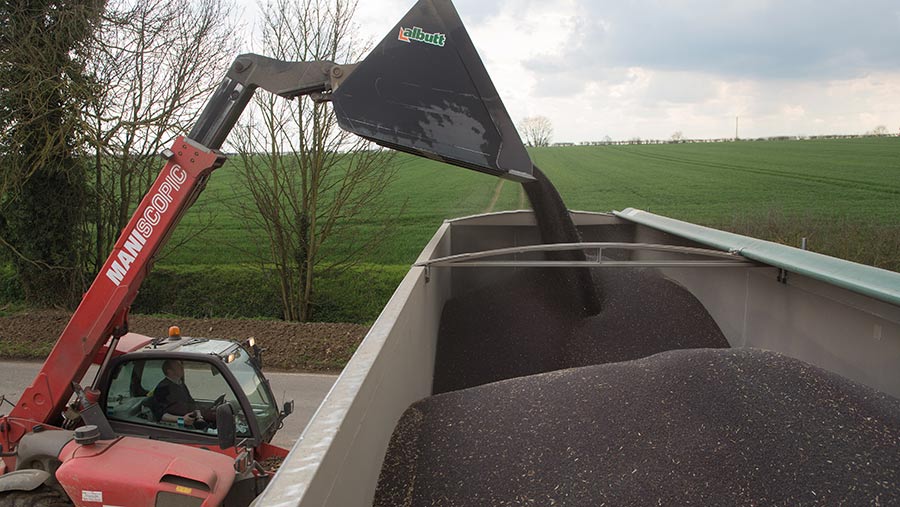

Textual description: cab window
[226,349,279,435]
[105,358,251,437]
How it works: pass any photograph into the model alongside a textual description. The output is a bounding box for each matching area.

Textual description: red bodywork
[56,436,235,507]
[92,333,155,365]
[0,137,225,470]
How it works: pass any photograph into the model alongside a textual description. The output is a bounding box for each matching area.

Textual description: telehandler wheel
[0,485,72,507]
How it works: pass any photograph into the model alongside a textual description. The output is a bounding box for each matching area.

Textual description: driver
[150,359,215,429]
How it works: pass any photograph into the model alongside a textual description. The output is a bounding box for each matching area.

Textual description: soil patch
[0,309,368,372]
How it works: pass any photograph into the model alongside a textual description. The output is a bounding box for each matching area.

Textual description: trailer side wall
[260,210,900,506]
[254,223,452,507]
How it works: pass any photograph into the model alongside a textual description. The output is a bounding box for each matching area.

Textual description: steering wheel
[212,393,227,408]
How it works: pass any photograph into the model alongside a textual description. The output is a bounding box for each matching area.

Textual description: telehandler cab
[0,0,533,505]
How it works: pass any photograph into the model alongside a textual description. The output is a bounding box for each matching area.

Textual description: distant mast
[735,116,739,141]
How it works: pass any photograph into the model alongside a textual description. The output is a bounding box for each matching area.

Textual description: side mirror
[216,403,236,450]
[282,400,294,418]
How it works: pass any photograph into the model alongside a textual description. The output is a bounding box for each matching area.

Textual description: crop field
[164,137,899,270]
[533,138,900,223]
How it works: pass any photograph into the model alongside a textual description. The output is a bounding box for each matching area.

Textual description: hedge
[0,264,23,303]
[0,263,409,324]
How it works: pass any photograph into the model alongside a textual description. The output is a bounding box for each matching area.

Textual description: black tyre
[0,485,72,507]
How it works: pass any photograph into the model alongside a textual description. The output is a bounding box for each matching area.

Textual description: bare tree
[0,0,103,306]
[870,125,888,136]
[520,116,553,147]
[671,131,684,142]
[83,0,238,271]
[231,0,400,322]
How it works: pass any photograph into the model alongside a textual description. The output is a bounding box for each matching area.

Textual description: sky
[237,0,900,143]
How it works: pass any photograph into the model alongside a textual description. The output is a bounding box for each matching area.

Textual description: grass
[129,262,408,323]
[530,138,900,224]
[2,137,897,323]
[724,209,900,272]
[164,154,504,267]
[161,137,899,269]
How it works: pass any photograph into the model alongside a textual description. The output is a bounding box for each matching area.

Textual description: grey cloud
[642,73,718,104]
[524,0,900,95]
[530,72,590,97]
[453,0,505,23]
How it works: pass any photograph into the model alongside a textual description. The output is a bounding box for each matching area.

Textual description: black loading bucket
[331,0,535,182]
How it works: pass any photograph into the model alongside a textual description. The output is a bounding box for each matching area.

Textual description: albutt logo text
[398,26,446,47]
[105,165,188,286]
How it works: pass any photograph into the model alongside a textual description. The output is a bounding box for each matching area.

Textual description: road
[0,361,338,449]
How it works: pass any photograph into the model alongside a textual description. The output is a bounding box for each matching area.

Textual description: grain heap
[432,265,729,393]
[377,349,900,506]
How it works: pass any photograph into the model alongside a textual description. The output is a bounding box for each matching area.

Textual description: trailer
[256,209,900,506]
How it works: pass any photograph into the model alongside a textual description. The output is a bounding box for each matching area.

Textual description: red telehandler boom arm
[0,55,348,460]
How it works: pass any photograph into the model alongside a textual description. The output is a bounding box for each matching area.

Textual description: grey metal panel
[619,208,900,306]
[448,223,542,297]
[257,224,452,507]
[0,470,52,493]
[743,271,900,395]
[661,264,900,397]
[629,223,900,398]
[446,211,636,296]
[444,209,622,227]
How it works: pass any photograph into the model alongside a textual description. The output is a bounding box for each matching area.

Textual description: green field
[165,137,900,268]
[2,136,895,323]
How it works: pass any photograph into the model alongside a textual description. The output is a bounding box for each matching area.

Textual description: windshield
[226,347,279,435]
[105,358,252,437]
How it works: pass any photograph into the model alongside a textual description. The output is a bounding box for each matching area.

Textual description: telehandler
[0,0,531,505]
